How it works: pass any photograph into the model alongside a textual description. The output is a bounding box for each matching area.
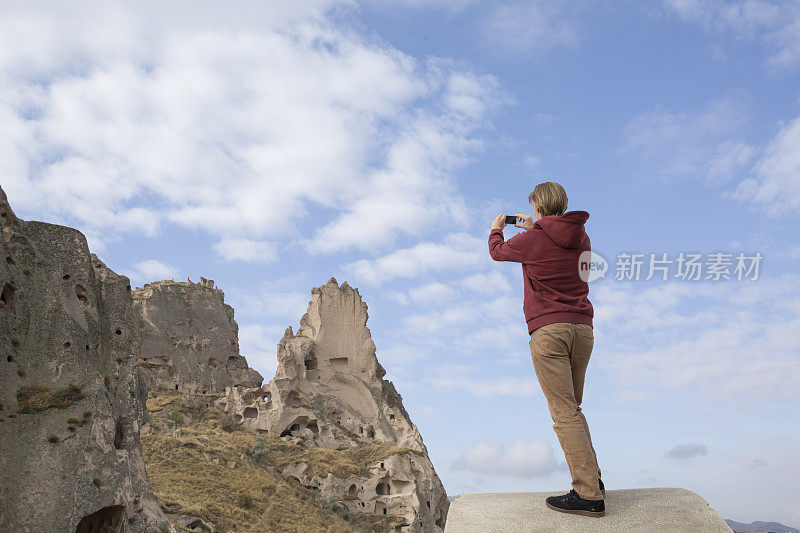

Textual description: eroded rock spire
[217,277,449,531]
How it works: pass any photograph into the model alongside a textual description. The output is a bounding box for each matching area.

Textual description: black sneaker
[545,489,605,517]
[599,477,605,496]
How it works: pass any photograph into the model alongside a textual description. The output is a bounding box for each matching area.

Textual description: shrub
[220,415,242,432]
[193,395,208,410]
[17,384,84,413]
[236,493,253,509]
[11,337,20,346]
[48,434,59,443]
[248,435,269,464]
[93,477,101,488]
[323,493,338,510]
[167,412,183,428]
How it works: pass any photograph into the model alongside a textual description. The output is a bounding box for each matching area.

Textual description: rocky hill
[725,519,800,533]
[0,181,447,532]
[140,388,418,532]
[131,277,263,394]
[215,278,449,532]
[0,185,167,531]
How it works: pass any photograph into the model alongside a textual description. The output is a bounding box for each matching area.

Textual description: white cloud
[238,323,284,380]
[408,281,457,304]
[621,92,755,183]
[122,259,180,287]
[483,1,583,57]
[625,95,800,216]
[367,0,476,10]
[344,233,488,285]
[235,285,311,322]
[459,270,513,294]
[592,274,800,402]
[212,238,277,263]
[385,291,411,306]
[0,1,504,258]
[729,114,800,216]
[664,442,708,459]
[523,154,541,172]
[662,0,800,72]
[532,113,563,127]
[424,364,539,397]
[663,0,783,34]
[780,243,800,260]
[377,342,425,368]
[451,439,562,478]
[402,293,520,335]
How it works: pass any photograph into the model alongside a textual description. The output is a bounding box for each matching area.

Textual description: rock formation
[217,278,449,532]
[0,185,167,531]
[445,488,734,532]
[131,278,263,394]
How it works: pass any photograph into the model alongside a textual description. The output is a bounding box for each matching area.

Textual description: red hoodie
[488,210,593,334]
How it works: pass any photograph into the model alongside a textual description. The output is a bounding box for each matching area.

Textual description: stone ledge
[444,487,733,533]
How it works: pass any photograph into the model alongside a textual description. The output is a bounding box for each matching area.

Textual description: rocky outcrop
[0,186,167,532]
[131,278,263,394]
[217,278,449,532]
[444,488,734,532]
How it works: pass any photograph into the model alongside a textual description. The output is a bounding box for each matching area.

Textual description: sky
[1,0,799,527]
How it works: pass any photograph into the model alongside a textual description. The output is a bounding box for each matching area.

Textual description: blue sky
[2,0,799,527]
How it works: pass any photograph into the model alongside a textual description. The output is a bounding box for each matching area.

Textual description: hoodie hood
[535,210,590,249]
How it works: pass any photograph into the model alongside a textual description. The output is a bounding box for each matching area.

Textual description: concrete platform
[444,487,733,533]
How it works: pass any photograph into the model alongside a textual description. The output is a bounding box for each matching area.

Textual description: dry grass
[142,391,413,532]
[16,384,84,413]
[265,438,420,480]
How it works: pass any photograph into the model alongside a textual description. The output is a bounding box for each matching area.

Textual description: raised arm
[488,213,537,263]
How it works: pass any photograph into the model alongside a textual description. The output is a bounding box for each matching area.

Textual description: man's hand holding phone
[492,213,534,231]
[514,213,534,230]
[492,213,507,230]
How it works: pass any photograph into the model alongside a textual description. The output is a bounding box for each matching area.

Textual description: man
[488,181,605,517]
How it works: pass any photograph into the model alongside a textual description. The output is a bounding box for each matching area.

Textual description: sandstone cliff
[131,278,263,394]
[0,185,167,532]
[217,278,449,532]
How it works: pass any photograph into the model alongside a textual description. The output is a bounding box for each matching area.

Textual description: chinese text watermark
[579,252,763,282]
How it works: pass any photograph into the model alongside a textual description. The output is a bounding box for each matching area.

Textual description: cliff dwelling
[280,415,319,437]
[75,505,125,533]
[0,282,15,309]
[304,351,318,372]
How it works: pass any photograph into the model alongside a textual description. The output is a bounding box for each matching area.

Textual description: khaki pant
[530,322,603,501]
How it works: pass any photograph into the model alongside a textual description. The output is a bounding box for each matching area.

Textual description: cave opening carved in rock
[75,504,125,533]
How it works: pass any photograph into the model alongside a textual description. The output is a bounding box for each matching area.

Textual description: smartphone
[505,215,518,225]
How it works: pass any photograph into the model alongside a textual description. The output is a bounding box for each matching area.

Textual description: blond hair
[528,181,568,217]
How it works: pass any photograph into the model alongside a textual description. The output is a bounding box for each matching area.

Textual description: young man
[488,181,605,517]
